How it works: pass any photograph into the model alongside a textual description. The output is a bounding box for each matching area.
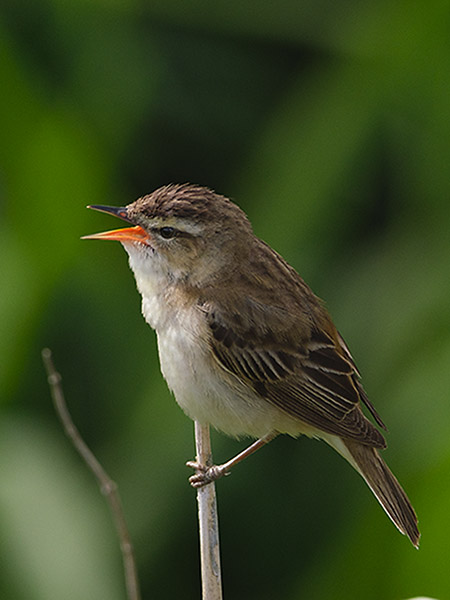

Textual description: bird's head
[83,183,253,287]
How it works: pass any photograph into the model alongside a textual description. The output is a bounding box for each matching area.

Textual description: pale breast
[128,248,309,438]
[153,305,307,439]
[124,244,294,436]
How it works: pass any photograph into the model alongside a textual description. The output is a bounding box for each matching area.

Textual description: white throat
[122,242,174,331]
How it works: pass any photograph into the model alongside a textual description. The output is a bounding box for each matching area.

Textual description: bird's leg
[187,431,278,488]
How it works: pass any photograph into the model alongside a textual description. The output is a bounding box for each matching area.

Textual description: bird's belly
[156,324,306,439]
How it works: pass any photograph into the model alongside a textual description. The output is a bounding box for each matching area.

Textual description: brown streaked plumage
[83,183,420,547]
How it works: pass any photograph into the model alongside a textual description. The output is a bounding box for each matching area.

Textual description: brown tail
[343,439,420,547]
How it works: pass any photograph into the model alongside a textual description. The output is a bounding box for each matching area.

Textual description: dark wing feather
[335,332,387,430]
[205,303,386,449]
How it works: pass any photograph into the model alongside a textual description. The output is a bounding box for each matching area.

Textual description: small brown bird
[83,183,419,547]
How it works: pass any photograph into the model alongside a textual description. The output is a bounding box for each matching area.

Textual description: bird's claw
[186,460,229,488]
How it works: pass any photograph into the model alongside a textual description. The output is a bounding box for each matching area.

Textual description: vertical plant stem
[42,348,141,600]
[194,421,223,600]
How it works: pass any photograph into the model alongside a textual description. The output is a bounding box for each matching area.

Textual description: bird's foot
[186,460,230,488]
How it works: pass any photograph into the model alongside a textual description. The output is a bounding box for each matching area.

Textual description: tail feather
[343,439,420,548]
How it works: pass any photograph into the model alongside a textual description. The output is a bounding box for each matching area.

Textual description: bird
[83,183,420,547]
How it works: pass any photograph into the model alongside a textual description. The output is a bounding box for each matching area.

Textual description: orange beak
[82,225,149,243]
[82,204,150,244]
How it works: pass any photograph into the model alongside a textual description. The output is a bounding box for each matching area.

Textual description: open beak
[82,204,150,243]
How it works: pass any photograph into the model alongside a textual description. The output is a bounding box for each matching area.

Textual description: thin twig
[41,348,141,600]
[194,421,223,600]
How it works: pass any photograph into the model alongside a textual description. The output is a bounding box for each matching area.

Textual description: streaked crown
[127,183,253,237]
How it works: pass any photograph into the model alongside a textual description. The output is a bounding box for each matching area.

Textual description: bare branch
[42,348,141,600]
[194,422,223,600]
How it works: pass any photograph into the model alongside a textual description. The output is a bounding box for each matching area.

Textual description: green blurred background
[1,1,450,598]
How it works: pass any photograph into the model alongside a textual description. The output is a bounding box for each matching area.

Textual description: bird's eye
[159,226,177,239]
